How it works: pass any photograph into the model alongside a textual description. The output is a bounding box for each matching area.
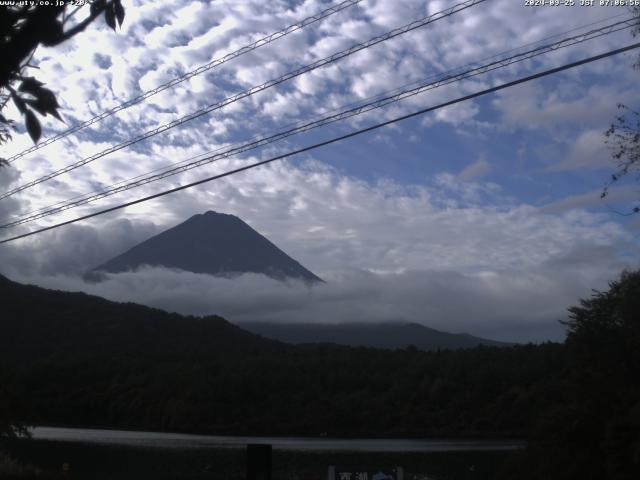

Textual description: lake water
[30,426,526,452]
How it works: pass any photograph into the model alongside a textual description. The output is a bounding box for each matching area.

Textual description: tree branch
[56,2,110,44]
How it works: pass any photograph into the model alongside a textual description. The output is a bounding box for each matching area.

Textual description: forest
[1,270,639,479]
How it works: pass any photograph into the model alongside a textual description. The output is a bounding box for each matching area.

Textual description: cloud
[458,156,491,181]
[0,166,23,222]
[548,128,611,171]
[1,0,639,345]
[540,185,640,214]
[2,159,637,343]
[492,82,635,136]
[21,261,629,343]
[0,218,157,278]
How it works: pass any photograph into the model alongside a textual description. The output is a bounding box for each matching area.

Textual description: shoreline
[27,425,527,452]
[1,437,517,480]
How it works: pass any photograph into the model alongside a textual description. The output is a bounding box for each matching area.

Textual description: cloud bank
[1,0,638,343]
[2,161,636,343]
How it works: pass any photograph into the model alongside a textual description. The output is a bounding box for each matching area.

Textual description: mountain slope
[238,322,513,351]
[0,274,283,359]
[90,211,322,283]
[0,274,563,440]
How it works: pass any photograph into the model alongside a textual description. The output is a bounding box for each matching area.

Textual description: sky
[1,0,639,342]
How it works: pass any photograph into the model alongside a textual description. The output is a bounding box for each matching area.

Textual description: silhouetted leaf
[40,87,59,105]
[18,77,45,94]
[90,0,106,16]
[25,99,45,116]
[114,0,125,26]
[10,93,27,114]
[49,107,63,121]
[105,5,116,30]
[24,110,41,143]
[39,19,64,46]
[22,86,63,121]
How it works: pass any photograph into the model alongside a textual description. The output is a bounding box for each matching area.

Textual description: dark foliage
[2,271,639,479]
[603,105,640,213]
[0,367,30,439]
[601,7,640,213]
[498,270,640,480]
[0,274,562,439]
[0,1,125,160]
[0,274,282,359]
[7,344,567,438]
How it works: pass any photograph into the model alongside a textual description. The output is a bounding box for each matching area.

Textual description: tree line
[1,270,639,478]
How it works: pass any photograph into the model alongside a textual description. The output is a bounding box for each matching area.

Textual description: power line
[3,145,235,222]
[2,17,634,228]
[2,41,638,245]
[0,0,486,201]
[5,0,364,164]
[2,16,634,229]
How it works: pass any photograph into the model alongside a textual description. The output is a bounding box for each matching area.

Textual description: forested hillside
[1,271,639,479]
[0,274,282,357]
[5,343,565,438]
[239,321,511,351]
[0,273,559,438]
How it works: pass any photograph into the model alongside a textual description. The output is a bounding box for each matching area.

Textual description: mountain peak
[198,210,224,218]
[90,211,322,283]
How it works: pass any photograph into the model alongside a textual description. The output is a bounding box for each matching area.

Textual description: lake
[30,426,525,452]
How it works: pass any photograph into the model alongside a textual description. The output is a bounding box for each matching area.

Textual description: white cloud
[1,0,639,344]
[492,81,636,135]
[458,156,491,181]
[17,262,628,343]
[541,185,640,214]
[550,128,611,171]
[2,160,637,342]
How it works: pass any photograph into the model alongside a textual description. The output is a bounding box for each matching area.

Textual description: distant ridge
[238,322,513,351]
[89,211,322,283]
[0,274,283,357]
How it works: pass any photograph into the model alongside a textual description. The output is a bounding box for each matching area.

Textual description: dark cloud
[0,218,158,278]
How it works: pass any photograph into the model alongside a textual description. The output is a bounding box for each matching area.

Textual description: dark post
[247,444,272,480]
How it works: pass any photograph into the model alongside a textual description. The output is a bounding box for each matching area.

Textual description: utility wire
[5,0,364,163]
[5,145,235,222]
[2,16,634,229]
[0,0,486,201]
[7,9,628,177]
[2,42,638,245]
[3,13,633,223]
